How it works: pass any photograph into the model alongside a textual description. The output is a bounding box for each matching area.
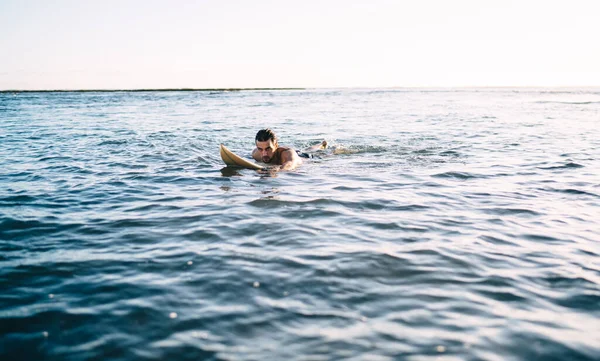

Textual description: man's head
[255,128,278,163]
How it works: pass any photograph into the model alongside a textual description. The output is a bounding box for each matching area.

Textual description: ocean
[1,88,599,360]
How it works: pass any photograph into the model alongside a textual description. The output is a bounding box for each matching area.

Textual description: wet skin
[252,139,302,170]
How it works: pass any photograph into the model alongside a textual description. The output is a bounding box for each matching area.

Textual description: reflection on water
[220,166,244,177]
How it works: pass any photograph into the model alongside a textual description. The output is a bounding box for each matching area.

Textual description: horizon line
[0,88,305,93]
[1,85,600,93]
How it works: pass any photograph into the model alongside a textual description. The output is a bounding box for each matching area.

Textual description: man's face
[256,139,277,163]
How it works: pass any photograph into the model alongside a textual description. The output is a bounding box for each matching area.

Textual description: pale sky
[1,0,599,89]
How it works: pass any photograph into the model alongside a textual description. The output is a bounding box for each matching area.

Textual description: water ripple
[1,88,599,361]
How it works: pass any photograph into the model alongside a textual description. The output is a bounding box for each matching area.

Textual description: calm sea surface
[1,88,599,361]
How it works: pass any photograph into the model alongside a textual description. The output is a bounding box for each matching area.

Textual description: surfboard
[220,144,264,170]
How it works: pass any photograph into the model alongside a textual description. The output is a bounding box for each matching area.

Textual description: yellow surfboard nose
[220,144,264,170]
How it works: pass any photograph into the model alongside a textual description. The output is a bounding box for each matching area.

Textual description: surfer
[252,128,327,171]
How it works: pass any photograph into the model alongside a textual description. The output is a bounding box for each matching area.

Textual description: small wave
[105,162,150,170]
[479,235,515,246]
[38,156,73,162]
[249,102,276,107]
[98,139,128,146]
[0,195,68,209]
[539,162,584,170]
[364,221,429,232]
[439,150,461,157]
[0,217,80,239]
[543,188,599,198]
[247,197,427,213]
[534,100,600,105]
[431,171,481,180]
[537,274,597,290]
[412,148,434,155]
[476,289,527,302]
[0,195,38,204]
[43,164,94,174]
[351,161,394,169]
[123,203,183,213]
[247,197,336,208]
[482,207,540,216]
[555,293,600,312]
[523,234,563,243]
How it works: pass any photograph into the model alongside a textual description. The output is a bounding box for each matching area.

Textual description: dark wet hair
[255,128,277,143]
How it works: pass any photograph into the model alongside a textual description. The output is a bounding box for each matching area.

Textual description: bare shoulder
[251,148,260,161]
[279,147,298,160]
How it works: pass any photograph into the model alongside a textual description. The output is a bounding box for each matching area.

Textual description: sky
[1,0,599,89]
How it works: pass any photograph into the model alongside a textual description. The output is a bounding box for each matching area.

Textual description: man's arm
[279,149,303,170]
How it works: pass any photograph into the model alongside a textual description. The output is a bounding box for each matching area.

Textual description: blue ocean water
[1,88,599,361]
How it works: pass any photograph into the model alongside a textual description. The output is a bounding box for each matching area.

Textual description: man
[252,129,327,171]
